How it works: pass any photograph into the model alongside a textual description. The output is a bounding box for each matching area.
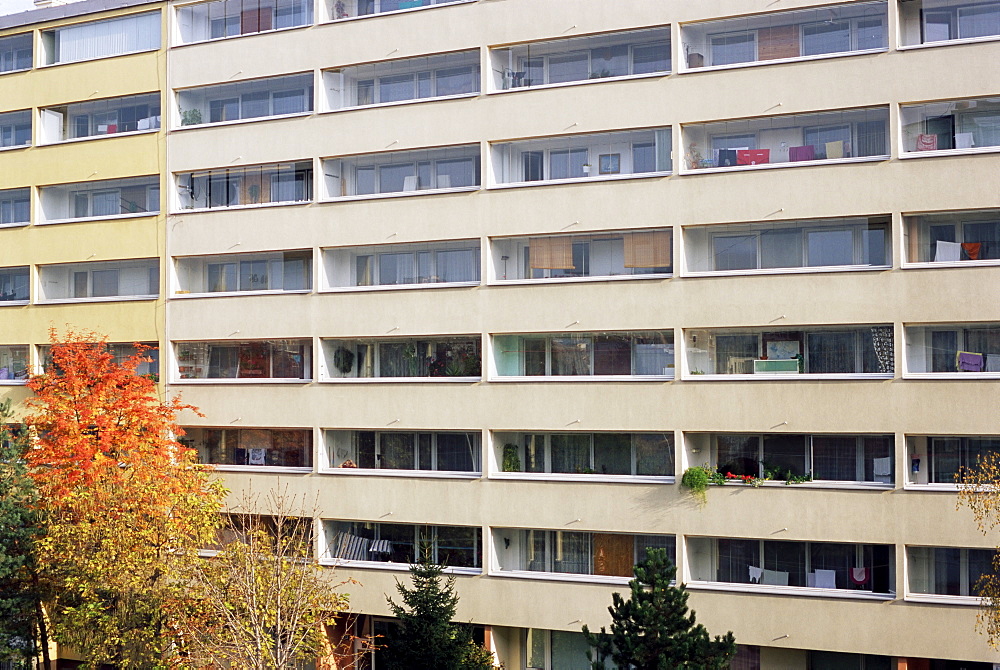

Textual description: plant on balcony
[179,108,202,126]
[502,444,521,472]
[333,346,355,374]
[681,465,711,502]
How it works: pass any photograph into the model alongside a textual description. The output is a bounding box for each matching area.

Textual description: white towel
[935,240,962,262]
[814,569,838,589]
[873,457,892,477]
[748,565,763,583]
[762,569,789,586]
[955,132,975,149]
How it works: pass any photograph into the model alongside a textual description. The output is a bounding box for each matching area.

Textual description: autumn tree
[583,548,736,670]
[957,451,1000,647]
[23,329,224,669]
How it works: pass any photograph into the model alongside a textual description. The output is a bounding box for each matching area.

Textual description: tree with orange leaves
[23,328,225,669]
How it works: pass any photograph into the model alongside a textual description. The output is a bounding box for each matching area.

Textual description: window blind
[529,236,574,269]
[624,230,671,268]
[55,12,160,64]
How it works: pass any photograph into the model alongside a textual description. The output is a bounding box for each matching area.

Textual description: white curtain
[57,12,160,64]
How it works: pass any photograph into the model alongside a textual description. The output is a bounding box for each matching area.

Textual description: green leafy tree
[583,548,736,670]
[382,558,494,670]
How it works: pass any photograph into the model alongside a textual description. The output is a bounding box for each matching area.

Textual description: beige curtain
[529,236,575,269]
[624,230,672,268]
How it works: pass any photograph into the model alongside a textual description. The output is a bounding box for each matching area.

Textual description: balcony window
[324,239,479,289]
[41,12,160,65]
[177,74,313,127]
[39,259,158,302]
[909,547,996,596]
[686,433,893,484]
[687,537,894,595]
[492,129,670,185]
[904,209,1000,263]
[682,1,887,69]
[39,342,158,377]
[177,161,312,210]
[175,340,312,380]
[494,529,674,580]
[684,107,888,170]
[900,0,1000,45]
[40,93,160,144]
[39,176,159,223]
[495,432,673,479]
[0,110,30,148]
[492,228,671,282]
[322,336,480,379]
[324,521,481,570]
[0,346,28,382]
[175,250,311,294]
[0,189,29,226]
[685,325,894,377]
[324,50,478,110]
[907,436,1000,485]
[327,0,474,21]
[0,267,28,303]
[0,34,32,73]
[326,430,480,472]
[493,331,674,379]
[685,217,889,274]
[323,145,480,198]
[523,630,594,670]
[905,324,1000,374]
[177,0,312,43]
[187,427,312,468]
[901,97,1000,154]
[489,27,670,91]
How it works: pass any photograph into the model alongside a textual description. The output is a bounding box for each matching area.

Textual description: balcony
[904,323,1000,376]
[904,209,1000,264]
[177,161,312,211]
[687,537,894,598]
[175,339,312,382]
[0,346,28,383]
[323,520,481,572]
[908,546,995,601]
[491,128,670,187]
[0,33,32,73]
[488,26,670,92]
[186,426,312,470]
[684,325,894,378]
[493,529,674,583]
[325,0,474,22]
[176,73,313,127]
[323,50,478,111]
[38,259,158,303]
[322,145,480,200]
[0,110,30,149]
[174,250,311,296]
[0,190,29,227]
[39,176,160,224]
[682,107,889,172]
[320,336,481,381]
[907,435,1000,487]
[490,228,671,283]
[324,430,480,475]
[41,12,160,65]
[681,1,887,71]
[492,331,674,380]
[39,342,158,377]
[176,0,312,44]
[900,0,1000,46]
[901,97,1000,157]
[40,93,160,144]
[492,431,674,482]
[323,239,479,290]
[0,267,28,305]
[685,433,893,486]
[684,217,889,275]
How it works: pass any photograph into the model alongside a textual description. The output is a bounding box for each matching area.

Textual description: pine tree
[382,557,494,670]
[583,547,736,670]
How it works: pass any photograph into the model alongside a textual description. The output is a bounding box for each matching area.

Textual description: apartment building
[4,0,1000,666]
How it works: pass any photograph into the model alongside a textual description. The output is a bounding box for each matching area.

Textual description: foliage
[680,466,711,501]
[502,444,521,473]
[382,558,495,670]
[957,451,1000,648]
[179,108,202,126]
[583,548,736,670]
[682,464,813,497]
[171,490,356,670]
[23,328,225,669]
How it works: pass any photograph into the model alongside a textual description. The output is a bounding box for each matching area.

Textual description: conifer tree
[583,548,736,670]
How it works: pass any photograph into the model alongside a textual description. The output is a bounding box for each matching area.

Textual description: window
[493,129,671,184]
[0,33,32,73]
[326,430,480,472]
[39,259,158,301]
[0,346,28,381]
[685,107,889,170]
[322,337,480,379]
[325,240,480,289]
[900,0,1000,44]
[901,97,1000,153]
[325,50,478,110]
[523,630,595,670]
[0,110,30,148]
[43,12,160,65]
[0,189,29,226]
[686,325,894,376]
[41,93,160,143]
[495,529,674,579]
[496,432,673,478]
[176,340,312,380]
[905,324,1000,373]
[329,0,476,21]
[39,342,158,377]
[178,162,312,209]
[178,74,313,126]
[176,0,312,43]
[324,521,481,569]
[176,250,311,294]
[683,1,887,69]
[909,546,996,597]
[904,209,1000,263]
[40,177,159,222]
[494,331,674,378]
[188,427,312,467]
[325,145,479,198]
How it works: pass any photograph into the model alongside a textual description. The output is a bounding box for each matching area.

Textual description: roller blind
[624,230,671,268]
[55,12,160,64]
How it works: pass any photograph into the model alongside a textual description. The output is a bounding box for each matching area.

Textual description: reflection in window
[177,0,312,43]
[496,529,674,578]
[324,337,480,379]
[326,430,480,472]
[325,520,481,568]
[909,546,996,596]
[176,340,312,380]
[0,110,31,148]
[326,50,479,109]
[494,331,674,377]
[325,145,480,197]
[190,427,312,467]
[178,74,313,126]
[496,432,673,477]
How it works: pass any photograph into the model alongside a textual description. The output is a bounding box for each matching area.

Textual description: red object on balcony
[106,124,117,133]
[962,242,982,260]
[737,149,770,165]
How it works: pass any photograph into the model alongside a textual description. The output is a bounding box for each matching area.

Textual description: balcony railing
[175,250,312,295]
[494,432,674,480]
[175,340,312,381]
[176,0,312,43]
[177,74,313,127]
[493,331,674,379]
[177,162,312,210]
[900,0,1000,45]
[326,430,480,473]
[40,93,160,143]
[321,336,481,380]
[323,145,480,198]
[901,97,1000,154]
[904,209,1000,264]
[324,520,481,570]
[324,239,480,289]
[39,176,160,223]
[905,324,1000,374]
[38,259,158,302]
[187,426,313,468]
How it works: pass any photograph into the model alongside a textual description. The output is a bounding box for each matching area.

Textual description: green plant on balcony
[180,108,203,126]
[502,444,520,472]
[681,465,712,502]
